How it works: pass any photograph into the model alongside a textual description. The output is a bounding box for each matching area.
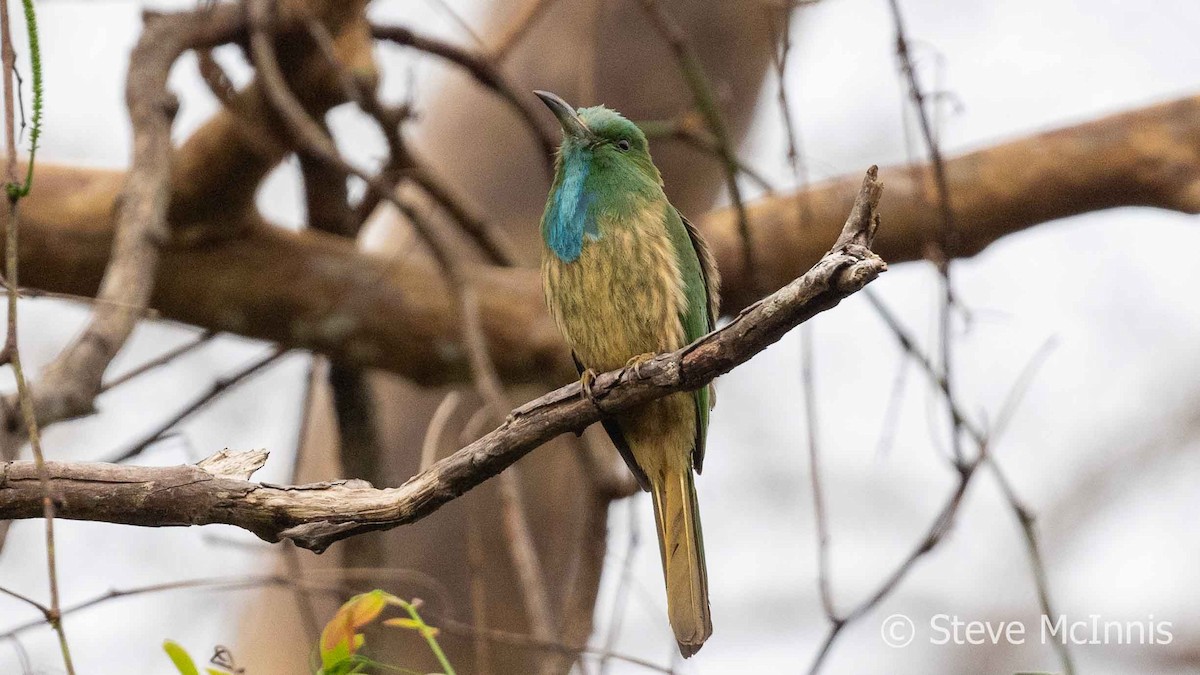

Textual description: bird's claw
[579,368,600,407]
[624,352,655,379]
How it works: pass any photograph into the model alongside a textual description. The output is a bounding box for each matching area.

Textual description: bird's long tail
[649,465,712,657]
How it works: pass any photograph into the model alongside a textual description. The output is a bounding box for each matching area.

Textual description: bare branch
[639,115,775,194]
[886,0,966,472]
[371,23,557,170]
[99,330,215,393]
[635,0,755,288]
[103,348,287,464]
[0,170,886,552]
[489,0,560,62]
[835,291,1074,675]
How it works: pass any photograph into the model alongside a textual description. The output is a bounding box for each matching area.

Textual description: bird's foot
[624,352,656,379]
[579,368,601,407]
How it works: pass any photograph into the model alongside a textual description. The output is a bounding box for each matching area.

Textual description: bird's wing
[572,351,650,491]
[679,213,721,333]
[669,208,722,473]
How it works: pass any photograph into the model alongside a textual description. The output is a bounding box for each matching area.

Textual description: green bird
[535,90,720,657]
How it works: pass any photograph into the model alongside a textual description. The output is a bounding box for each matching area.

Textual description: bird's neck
[543,148,663,263]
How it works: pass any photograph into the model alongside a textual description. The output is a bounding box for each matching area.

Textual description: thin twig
[804,452,984,674]
[283,357,327,646]
[597,499,640,675]
[861,291,1073,675]
[2,567,670,674]
[432,616,676,674]
[766,3,813,226]
[0,0,72,669]
[371,23,557,171]
[540,462,614,675]
[979,338,1073,675]
[420,391,462,472]
[886,0,963,467]
[639,116,775,194]
[873,355,909,458]
[864,290,983,440]
[103,347,287,464]
[364,93,517,267]
[282,544,323,643]
[495,468,556,642]
[465,504,494,675]
[4,635,31,674]
[0,574,306,640]
[0,585,45,613]
[99,330,215,393]
[489,0,560,61]
[461,282,557,643]
[424,0,485,49]
[635,0,755,286]
[800,325,837,620]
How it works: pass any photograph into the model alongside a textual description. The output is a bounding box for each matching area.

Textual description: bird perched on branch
[535,90,720,657]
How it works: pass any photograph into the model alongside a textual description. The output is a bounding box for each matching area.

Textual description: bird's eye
[616,139,631,152]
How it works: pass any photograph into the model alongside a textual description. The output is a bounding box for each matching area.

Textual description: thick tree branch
[705,94,1200,308]
[0,169,886,551]
[6,95,1200,385]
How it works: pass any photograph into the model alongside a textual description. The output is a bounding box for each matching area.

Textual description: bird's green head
[535,90,663,262]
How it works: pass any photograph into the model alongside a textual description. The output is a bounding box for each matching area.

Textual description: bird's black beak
[534,90,590,141]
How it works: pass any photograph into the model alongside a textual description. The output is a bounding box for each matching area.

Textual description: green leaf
[162,641,201,675]
[320,637,353,671]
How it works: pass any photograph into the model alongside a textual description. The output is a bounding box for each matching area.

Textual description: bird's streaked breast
[542,203,688,373]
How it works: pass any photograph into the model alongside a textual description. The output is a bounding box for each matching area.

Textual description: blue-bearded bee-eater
[534,90,720,657]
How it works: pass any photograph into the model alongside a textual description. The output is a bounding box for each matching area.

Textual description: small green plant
[164,590,455,675]
[6,0,43,201]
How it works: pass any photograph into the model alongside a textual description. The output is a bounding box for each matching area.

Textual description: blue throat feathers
[546,148,601,262]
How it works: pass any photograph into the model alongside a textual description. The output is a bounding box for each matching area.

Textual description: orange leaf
[320,590,392,657]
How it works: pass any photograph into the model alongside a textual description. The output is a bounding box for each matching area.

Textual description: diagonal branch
[371,23,557,170]
[0,169,887,553]
[634,0,755,285]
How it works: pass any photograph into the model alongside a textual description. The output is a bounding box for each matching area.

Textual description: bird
[534,90,720,657]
